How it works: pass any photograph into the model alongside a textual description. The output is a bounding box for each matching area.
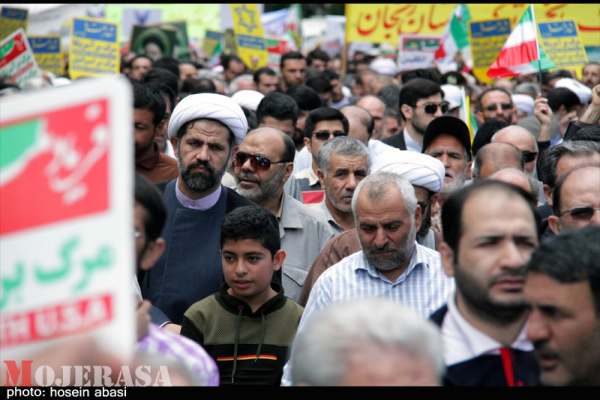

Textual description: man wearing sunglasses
[491,126,539,177]
[384,78,446,153]
[288,107,349,203]
[476,87,516,125]
[547,165,600,235]
[233,127,335,302]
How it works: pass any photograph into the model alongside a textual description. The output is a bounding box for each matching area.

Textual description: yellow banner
[0,7,28,41]
[69,17,120,80]
[538,20,589,71]
[345,4,600,49]
[230,4,268,70]
[29,36,64,76]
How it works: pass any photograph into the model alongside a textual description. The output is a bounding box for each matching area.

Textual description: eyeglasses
[314,130,347,141]
[417,102,450,115]
[485,103,513,112]
[560,206,600,221]
[522,151,538,163]
[234,151,289,171]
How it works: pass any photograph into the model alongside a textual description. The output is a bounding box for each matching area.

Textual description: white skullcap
[441,84,462,110]
[231,90,264,112]
[512,94,534,115]
[371,149,445,193]
[168,93,248,144]
[369,57,398,76]
[554,78,592,105]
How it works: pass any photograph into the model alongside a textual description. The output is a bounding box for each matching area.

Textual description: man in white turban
[142,93,255,332]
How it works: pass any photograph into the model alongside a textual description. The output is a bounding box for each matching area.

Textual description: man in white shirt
[432,180,541,386]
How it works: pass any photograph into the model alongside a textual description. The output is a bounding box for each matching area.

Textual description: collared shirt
[137,323,220,386]
[306,199,343,234]
[281,243,453,385]
[292,146,312,174]
[278,193,335,303]
[403,128,423,153]
[175,179,222,210]
[442,294,533,367]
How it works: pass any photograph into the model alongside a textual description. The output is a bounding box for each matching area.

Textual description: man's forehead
[329,153,368,169]
[482,90,511,104]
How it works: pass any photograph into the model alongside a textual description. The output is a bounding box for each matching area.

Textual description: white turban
[512,94,534,115]
[554,78,592,105]
[371,149,445,193]
[231,90,264,112]
[167,93,248,145]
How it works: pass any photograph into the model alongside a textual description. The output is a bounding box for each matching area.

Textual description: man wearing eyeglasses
[476,87,516,125]
[287,107,349,203]
[233,126,335,302]
[384,78,446,153]
[547,165,600,235]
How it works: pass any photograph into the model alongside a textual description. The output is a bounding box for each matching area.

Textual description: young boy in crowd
[180,205,304,385]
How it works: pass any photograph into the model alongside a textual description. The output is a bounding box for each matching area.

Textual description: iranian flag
[487,5,555,78]
[434,4,472,73]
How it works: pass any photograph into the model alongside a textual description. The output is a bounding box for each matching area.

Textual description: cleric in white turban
[168,92,249,144]
[371,149,445,193]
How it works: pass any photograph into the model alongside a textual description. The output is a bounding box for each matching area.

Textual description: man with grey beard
[141,93,254,329]
[232,126,334,302]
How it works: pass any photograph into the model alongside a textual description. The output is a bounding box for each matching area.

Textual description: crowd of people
[2,38,600,387]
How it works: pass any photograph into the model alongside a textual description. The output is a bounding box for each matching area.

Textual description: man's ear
[170,137,179,156]
[303,136,312,150]
[414,203,423,235]
[465,160,473,180]
[140,238,166,271]
[316,168,325,184]
[272,249,286,272]
[547,215,561,235]
[438,241,456,278]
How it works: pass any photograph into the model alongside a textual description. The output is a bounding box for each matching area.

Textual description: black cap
[422,116,472,159]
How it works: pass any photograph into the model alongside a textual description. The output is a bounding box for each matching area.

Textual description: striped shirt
[137,324,220,386]
[281,242,454,385]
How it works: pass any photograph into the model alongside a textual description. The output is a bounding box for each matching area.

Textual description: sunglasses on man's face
[418,102,449,115]
[313,130,347,141]
[522,151,538,163]
[485,103,513,112]
[560,206,600,221]
[234,151,288,171]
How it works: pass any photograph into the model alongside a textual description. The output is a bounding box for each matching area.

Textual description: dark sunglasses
[314,130,347,141]
[485,103,512,112]
[234,151,289,171]
[522,151,538,163]
[560,206,600,221]
[419,102,449,115]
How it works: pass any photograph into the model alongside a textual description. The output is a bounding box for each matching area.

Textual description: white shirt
[404,128,423,153]
[442,294,533,366]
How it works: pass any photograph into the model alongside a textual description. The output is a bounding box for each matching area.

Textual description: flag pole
[530,4,543,95]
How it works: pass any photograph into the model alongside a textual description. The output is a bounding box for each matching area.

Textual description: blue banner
[73,19,117,43]
[470,19,511,39]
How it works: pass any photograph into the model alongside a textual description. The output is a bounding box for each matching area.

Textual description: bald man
[356,95,385,139]
[472,142,524,180]
[489,168,538,207]
[492,125,539,175]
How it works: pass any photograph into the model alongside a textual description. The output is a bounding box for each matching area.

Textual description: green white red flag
[434,4,472,73]
[487,4,555,78]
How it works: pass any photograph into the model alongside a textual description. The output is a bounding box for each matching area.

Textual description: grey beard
[236,167,286,205]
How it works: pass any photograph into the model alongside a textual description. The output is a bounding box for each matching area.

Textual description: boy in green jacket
[181,205,304,385]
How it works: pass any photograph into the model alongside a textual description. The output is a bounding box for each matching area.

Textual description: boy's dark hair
[547,87,581,113]
[280,51,305,70]
[256,91,299,125]
[286,85,322,111]
[304,107,349,139]
[134,173,167,242]
[307,48,330,66]
[128,55,154,70]
[220,205,281,256]
[143,67,179,101]
[398,78,443,121]
[305,75,333,95]
[153,57,181,78]
[442,180,539,256]
[525,226,600,316]
[132,81,166,126]
[253,66,277,85]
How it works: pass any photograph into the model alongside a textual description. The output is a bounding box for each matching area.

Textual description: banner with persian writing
[0,7,28,42]
[0,28,42,87]
[469,19,511,84]
[230,4,268,70]
[29,36,64,77]
[538,20,588,71]
[0,77,135,362]
[69,17,119,79]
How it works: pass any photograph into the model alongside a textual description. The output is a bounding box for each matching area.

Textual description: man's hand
[534,96,553,127]
[591,84,600,107]
[163,323,182,335]
[136,300,152,341]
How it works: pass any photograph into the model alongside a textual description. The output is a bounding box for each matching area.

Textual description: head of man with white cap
[370,149,445,245]
[167,93,248,199]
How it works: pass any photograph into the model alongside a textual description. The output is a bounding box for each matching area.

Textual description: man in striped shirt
[282,171,453,385]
